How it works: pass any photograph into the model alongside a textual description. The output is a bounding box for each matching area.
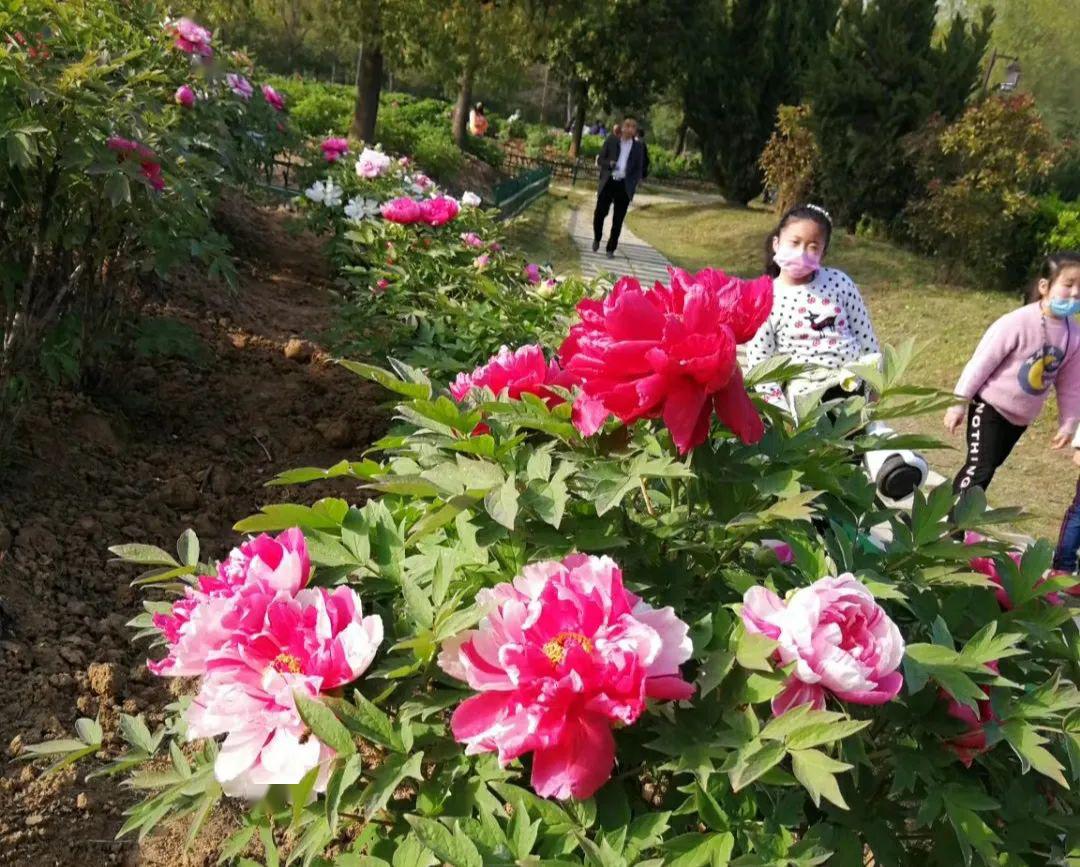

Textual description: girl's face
[773,219,827,258]
[1042,265,1080,302]
[772,218,828,281]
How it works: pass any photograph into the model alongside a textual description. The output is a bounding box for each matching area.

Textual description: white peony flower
[461,191,482,208]
[355,147,392,179]
[344,195,382,222]
[305,178,343,207]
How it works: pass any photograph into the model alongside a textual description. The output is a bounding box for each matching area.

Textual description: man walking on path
[593,115,645,259]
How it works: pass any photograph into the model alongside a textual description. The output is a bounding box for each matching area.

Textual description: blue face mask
[1049,298,1080,318]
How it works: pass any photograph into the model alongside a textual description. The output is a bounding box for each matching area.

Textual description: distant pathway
[566,201,675,287]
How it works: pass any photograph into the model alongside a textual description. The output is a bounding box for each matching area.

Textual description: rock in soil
[283,337,314,362]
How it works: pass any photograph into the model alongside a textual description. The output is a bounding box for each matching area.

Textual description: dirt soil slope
[0,195,385,866]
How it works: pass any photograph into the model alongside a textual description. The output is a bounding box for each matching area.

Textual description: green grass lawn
[624,198,1072,540]
[503,188,583,276]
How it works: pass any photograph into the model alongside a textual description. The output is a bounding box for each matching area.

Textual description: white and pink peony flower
[741,574,905,715]
[438,554,693,800]
[355,147,391,178]
[188,586,382,797]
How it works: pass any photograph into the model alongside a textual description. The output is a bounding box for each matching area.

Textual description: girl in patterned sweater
[745,204,880,410]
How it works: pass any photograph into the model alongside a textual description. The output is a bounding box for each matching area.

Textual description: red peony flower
[942,662,999,767]
[450,345,574,407]
[380,197,423,224]
[419,195,460,227]
[559,268,772,453]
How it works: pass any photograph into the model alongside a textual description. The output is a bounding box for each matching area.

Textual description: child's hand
[943,405,965,435]
[1051,426,1075,449]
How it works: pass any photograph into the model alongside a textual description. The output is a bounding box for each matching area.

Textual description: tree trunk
[350,40,384,144]
[674,118,688,156]
[453,55,477,149]
[565,87,573,129]
[567,80,587,158]
[539,65,550,124]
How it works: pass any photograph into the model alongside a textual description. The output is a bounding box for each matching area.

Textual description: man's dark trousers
[593,177,630,254]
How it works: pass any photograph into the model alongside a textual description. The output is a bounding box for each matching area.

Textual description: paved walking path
[567,203,674,287]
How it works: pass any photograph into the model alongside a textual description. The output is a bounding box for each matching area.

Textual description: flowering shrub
[759,104,820,214]
[25,67,1080,867]
[35,254,1080,865]
[0,0,298,441]
[905,94,1059,284]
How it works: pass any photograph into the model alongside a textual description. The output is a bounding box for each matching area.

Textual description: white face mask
[773,248,821,279]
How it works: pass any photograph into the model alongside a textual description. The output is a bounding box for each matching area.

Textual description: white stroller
[782,354,929,503]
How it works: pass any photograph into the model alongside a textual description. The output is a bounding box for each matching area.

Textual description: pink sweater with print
[953,302,1080,427]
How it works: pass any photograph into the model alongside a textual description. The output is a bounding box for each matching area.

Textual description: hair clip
[805,203,832,224]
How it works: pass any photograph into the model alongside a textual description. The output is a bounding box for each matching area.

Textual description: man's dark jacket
[596,135,645,199]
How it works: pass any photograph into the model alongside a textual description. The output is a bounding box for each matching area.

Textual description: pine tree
[806,0,991,229]
[678,0,838,205]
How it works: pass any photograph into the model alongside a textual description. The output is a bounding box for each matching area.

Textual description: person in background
[944,251,1080,501]
[468,102,488,137]
[745,203,880,408]
[637,126,650,180]
[596,120,607,137]
[592,115,645,260]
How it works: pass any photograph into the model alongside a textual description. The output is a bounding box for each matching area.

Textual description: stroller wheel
[877,455,924,501]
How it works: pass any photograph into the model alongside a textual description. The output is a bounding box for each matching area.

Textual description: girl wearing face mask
[746,204,880,409]
[946,251,1080,500]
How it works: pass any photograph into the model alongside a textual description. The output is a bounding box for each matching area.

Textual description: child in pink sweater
[945,251,1080,497]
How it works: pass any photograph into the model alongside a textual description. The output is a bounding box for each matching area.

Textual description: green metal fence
[492,166,552,218]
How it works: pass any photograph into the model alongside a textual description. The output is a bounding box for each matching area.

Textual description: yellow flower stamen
[542,631,594,665]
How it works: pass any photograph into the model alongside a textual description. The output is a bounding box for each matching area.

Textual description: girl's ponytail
[1026,251,1080,304]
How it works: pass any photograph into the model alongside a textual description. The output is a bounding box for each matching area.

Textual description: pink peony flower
[380,196,423,224]
[450,345,575,408]
[964,532,1067,608]
[461,190,482,207]
[148,528,311,677]
[175,84,196,108]
[559,268,773,454]
[524,263,542,284]
[321,137,350,162]
[461,232,484,248]
[226,73,253,100]
[489,242,503,253]
[761,539,794,564]
[942,661,998,767]
[411,172,432,190]
[374,279,390,295]
[419,195,460,227]
[173,18,212,57]
[741,574,905,716]
[187,585,383,798]
[438,554,693,800]
[140,161,166,191]
[261,84,285,111]
[473,253,490,269]
[106,136,138,154]
[356,147,391,178]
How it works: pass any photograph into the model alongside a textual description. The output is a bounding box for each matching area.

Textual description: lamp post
[981,49,1022,96]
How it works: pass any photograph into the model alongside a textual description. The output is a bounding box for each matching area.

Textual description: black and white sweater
[745,267,879,406]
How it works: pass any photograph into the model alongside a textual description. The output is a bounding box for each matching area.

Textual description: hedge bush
[0,0,293,441]
[905,94,1059,286]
